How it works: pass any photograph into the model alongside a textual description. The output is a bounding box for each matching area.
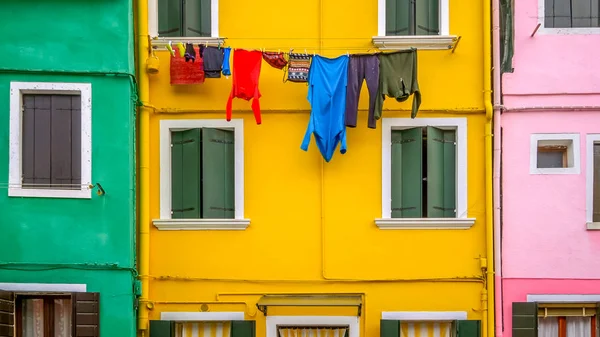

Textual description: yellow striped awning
[278,327,348,337]
[176,321,231,337]
[400,322,452,337]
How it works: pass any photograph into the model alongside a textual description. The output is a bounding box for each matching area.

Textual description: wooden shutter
[72,292,99,337]
[51,95,80,189]
[416,0,440,35]
[171,129,202,219]
[231,321,255,337]
[456,320,480,337]
[512,302,538,337]
[202,128,235,219]
[426,127,456,218]
[386,0,410,35]
[158,0,182,36]
[22,94,51,188]
[185,0,211,37]
[391,128,423,218]
[150,320,175,337]
[380,320,400,337]
[0,291,14,337]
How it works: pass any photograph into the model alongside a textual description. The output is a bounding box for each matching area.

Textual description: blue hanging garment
[300,54,350,162]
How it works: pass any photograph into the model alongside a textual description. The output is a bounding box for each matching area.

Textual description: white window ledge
[375,218,476,230]
[152,218,250,231]
[150,37,226,51]
[372,35,459,50]
[587,222,600,230]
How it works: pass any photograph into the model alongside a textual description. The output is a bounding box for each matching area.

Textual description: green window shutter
[512,302,538,337]
[202,128,235,219]
[231,321,255,337]
[171,129,202,219]
[158,0,182,37]
[426,127,456,218]
[386,0,410,36]
[185,0,211,37]
[380,320,400,337]
[150,320,175,337]
[456,320,481,337]
[416,0,440,35]
[391,128,423,218]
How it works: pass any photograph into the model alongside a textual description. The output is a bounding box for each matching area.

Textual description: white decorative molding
[536,0,600,35]
[529,133,580,175]
[0,282,86,292]
[586,134,600,227]
[381,311,468,321]
[148,0,219,38]
[372,36,458,50]
[9,81,92,199]
[375,218,475,230]
[161,312,245,321]
[266,316,359,337]
[377,0,449,37]
[527,294,600,303]
[153,218,250,231]
[587,222,600,230]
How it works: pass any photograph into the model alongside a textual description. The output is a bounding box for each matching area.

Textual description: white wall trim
[153,218,250,230]
[529,133,580,175]
[380,118,468,221]
[0,282,87,292]
[527,294,600,303]
[148,0,219,38]
[9,81,92,199]
[161,312,245,321]
[266,316,359,337]
[377,0,449,36]
[586,134,600,227]
[381,311,468,321]
[374,218,475,230]
[159,119,247,226]
[537,0,600,35]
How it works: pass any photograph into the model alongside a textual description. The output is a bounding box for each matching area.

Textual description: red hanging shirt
[226,49,263,124]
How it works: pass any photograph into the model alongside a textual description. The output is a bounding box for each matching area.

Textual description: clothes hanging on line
[286,52,312,82]
[301,54,349,162]
[202,45,224,78]
[170,45,205,85]
[344,54,380,129]
[375,49,421,120]
[222,47,232,76]
[262,51,288,69]
[226,49,263,124]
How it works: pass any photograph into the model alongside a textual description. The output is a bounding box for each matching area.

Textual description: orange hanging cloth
[225,49,263,124]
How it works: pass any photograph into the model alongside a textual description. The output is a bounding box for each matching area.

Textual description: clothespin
[166,41,175,57]
[218,40,221,49]
[176,42,185,57]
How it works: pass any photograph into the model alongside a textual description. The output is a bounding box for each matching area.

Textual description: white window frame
[8,82,92,199]
[148,0,220,39]
[377,0,449,36]
[153,119,249,231]
[375,118,474,230]
[529,133,580,175]
[161,312,245,321]
[585,134,600,230]
[537,0,600,35]
[266,316,359,337]
[381,311,468,321]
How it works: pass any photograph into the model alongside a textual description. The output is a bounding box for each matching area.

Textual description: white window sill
[587,222,600,230]
[150,37,226,51]
[372,35,459,50]
[375,217,476,230]
[152,218,250,231]
[8,187,91,199]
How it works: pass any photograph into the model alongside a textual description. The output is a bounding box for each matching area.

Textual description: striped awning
[400,322,452,337]
[176,321,231,337]
[278,327,348,337]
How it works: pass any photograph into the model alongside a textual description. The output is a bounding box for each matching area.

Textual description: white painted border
[379,118,468,223]
[157,119,248,228]
[9,82,92,199]
[529,133,580,175]
[266,316,359,337]
[537,0,600,35]
[161,312,245,321]
[148,0,219,38]
[377,0,449,36]
[381,311,468,321]
[527,294,600,303]
[0,282,86,292]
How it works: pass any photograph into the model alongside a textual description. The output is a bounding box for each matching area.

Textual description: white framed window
[375,118,474,230]
[153,119,249,231]
[538,0,600,35]
[8,82,92,199]
[266,316,359,337]
[586,134,600,229]
[529,133,580,175]
[148,0,219,39]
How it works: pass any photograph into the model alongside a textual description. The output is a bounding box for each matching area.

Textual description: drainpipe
[136,0,151,333]
[492,0,503,335]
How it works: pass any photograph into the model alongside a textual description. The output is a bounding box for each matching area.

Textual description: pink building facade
[498,1,600,337]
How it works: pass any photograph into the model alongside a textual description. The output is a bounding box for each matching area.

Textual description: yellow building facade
[135,0,494,336]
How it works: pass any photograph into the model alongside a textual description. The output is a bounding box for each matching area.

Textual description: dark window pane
[537,149,565,168]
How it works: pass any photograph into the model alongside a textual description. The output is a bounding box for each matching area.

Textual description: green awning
[256,295,362,316]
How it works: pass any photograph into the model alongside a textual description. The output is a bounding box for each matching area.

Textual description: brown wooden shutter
[0,291,15,337]
[72,292,99,337]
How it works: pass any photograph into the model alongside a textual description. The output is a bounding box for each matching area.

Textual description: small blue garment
[301,54,350,162]
[222,47,232,76]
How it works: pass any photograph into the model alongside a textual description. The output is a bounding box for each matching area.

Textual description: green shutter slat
[158,0,182,37]
[231,321,255,337]
[391,128,423,218]
[512,302,538,337]
[150,320,175,337]
[380,320,400,337]
[202,128,235,219]
[171,129,202,219]
[426,127,456,218]
[185,0,212,37]
[386,0,410,36]
[416,0,440,35]
[456,320,481,337]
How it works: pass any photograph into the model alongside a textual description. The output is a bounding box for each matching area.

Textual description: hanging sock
[374,49,421,119]
[184,43,196,62]
[225,49,263,124]
[222,47,232,76]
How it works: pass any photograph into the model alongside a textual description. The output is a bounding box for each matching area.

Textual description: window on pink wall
[544,0,600,28]
[593,143,600,222]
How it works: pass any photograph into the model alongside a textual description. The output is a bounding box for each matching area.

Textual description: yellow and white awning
[176,321,232,337]
[278,327,348,337]
[400,322,452,337]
